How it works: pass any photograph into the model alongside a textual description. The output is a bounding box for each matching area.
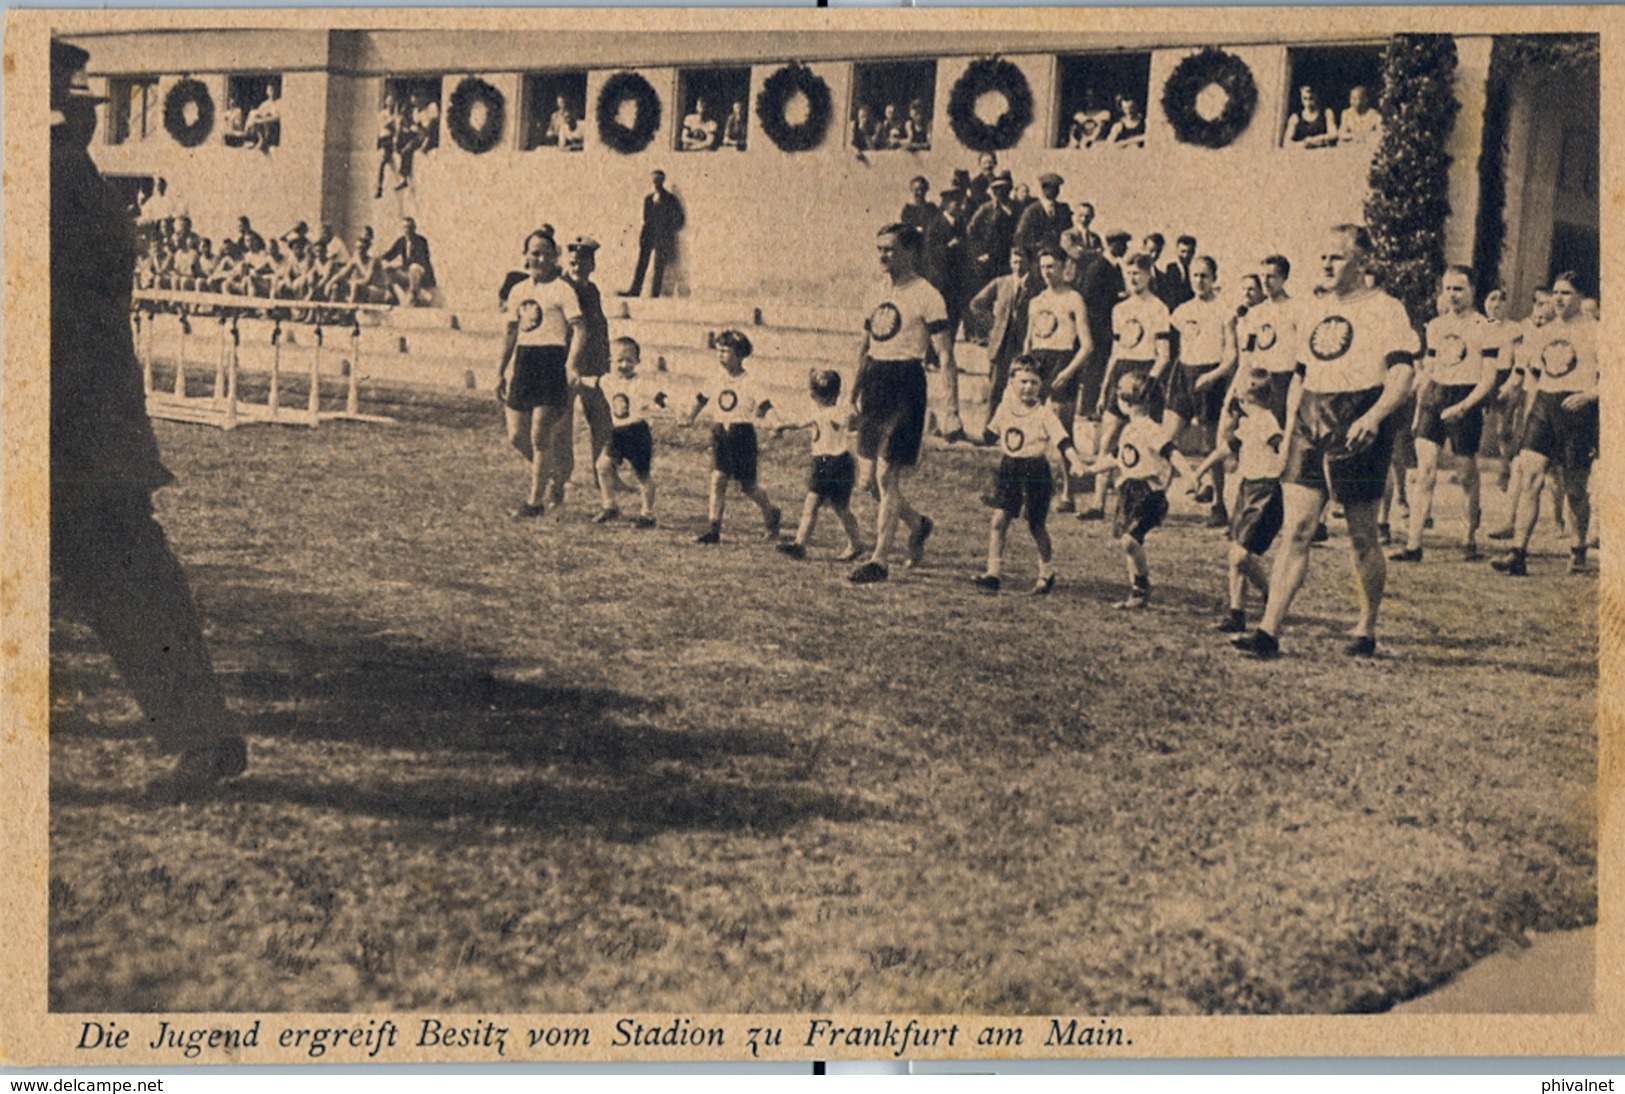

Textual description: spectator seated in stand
[380,216,436,307]
[852,104,881,154]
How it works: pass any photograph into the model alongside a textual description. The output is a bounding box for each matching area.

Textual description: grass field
[48,384,1596,1015]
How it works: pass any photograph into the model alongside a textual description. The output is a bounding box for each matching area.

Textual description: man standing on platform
[50,39,248,800]
[622,169,685,299]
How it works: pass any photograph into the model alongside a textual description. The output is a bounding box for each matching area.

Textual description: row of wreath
[160,50,1261,156]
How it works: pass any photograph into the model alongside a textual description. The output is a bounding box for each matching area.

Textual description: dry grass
[49,385,1596,1014]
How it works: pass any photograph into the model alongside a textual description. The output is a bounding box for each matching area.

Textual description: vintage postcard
[2,5,1619,1066]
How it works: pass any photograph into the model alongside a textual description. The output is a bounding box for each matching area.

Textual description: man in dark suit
[966,245,1040,416]
[622,169,686,298]
[381,216,436,305]
[965,169,1019,299]
[1073,229,1132,503]
[50,38,247,800]
[923,186,971,344]
[1158,233,1198,310]
[1013,172,1073,261]
[899,175,939,236]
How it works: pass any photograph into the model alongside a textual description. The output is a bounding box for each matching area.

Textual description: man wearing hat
[965,152,998,212]
[563,235,615,495]
[50,39,248,799]
[1013,172,1074,263]
[966,168,1019,295]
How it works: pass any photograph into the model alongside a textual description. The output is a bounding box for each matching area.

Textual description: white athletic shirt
[986,397,1069,460]
[697,369,772,426]
[507,274,581,348]
[864,274,949,362]
[1525,313,1598,395]
[1114,416,1176,489]
[1296,288,1418,394]
[806,403,855,458]
[599,372,668,427]
[1481,316,1520,374]
[1246,297,1301,376]
[1173,293,1230,366]
[1111,293,1172,364]
[1233,402,1287,482]
[1025,287,1087,353]
[1423,310,1495,388]
[1514,317,1549,378]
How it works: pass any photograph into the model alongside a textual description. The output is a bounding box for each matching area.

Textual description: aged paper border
[2,4,1621,1066]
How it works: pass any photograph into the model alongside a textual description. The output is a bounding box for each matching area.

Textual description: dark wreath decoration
[163,78,215,148]
[446,77,506,154]
[947,57,1034,153]
[596,71,662,155]
[755,63,833,153]
[1160,47,1258,149]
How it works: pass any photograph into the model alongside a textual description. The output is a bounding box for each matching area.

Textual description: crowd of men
[134,207,438,308]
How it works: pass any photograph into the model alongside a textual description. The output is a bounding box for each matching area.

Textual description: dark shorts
[1262,371,1294,425]
[1113,478,1169,543]
[985,455,1053,523]
[1167,362,1227,427]
[808,452,857,506]
[711,423,760,488]
[1103,359,1166,421]
[1520,390,1598,472]
[1031,347,1077,407]
[1283,387,1396,506]
[606,421,654,478]
[1414,383,1484,456]
[507,344,569,411]
[1230,479,1284,556]
[855,358,928,468]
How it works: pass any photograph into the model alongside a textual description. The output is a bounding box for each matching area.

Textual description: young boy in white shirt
[683,329,783,544]
[774,369,863,562]
[592,336,666,528]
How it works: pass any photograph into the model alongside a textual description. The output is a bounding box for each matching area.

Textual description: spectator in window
[880,103,908,150]
[680,95,720,151]
[1337,84,1381,145]
[414,91,440,153]
[245,84,281,153]
[222,98,249,147]
[381,216,436,306]
[1106,95,1145,147]
[852,104,880,154]
[1068,89,1114,149]
[721,100,747,151]
[544,95,584,151]
[1284,84,1338,149]
[903,98,930,151]
[375,93,404,197]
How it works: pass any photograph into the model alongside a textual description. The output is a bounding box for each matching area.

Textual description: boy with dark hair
[592,336,664,528]
[684,329,782,544]
[1080,372,1174,609]
[775,369,863,562]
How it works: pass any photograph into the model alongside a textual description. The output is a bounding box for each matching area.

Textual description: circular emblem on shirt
[1436,333,1468,368]
[1256,323,1278,351]
[1120,441,1142,469]
[719,389,740,413]
[869,302,903,342]
[1003,427,1026,454]
[1541,339,1578,379]
[1119,317,1145,350]
[612,393,631,420]
[1180,316,1203,339]
[1309,315,1355,361]
[1033,310,1060,339]
[516,299,544,333]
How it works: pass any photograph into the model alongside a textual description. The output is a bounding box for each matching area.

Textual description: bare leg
[1405,437,1440,551]
[1258,482,1327,638]
[1344,497,1386,639]
[985,510,1011,577]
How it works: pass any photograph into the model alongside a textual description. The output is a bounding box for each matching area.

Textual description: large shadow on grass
[50,586,871,839]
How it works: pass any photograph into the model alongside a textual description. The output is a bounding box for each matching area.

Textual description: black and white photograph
[3,5,1616,1065]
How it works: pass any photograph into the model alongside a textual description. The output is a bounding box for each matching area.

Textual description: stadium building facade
[69,26,1597,318]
